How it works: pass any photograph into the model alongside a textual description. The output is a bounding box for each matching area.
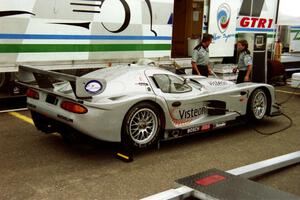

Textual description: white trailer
[0,0,280,91]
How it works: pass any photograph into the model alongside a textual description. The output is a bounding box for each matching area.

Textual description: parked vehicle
[20,64,281,148]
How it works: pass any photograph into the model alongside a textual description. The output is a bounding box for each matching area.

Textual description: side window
[153,74,192,93]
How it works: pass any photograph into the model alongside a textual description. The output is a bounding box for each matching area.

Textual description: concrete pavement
[0,86,299,200]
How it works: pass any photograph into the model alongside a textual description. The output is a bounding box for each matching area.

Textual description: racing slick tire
[31,111,56,134]
[247,89,268,121]
[122,102,164,149]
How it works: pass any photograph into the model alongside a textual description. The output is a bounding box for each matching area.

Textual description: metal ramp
[142,151,300,200]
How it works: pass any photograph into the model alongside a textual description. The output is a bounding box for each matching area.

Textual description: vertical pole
[265,33,268,83]
[250,0,253,16]
[272,0,281,60]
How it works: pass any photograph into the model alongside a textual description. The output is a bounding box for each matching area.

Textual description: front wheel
[122,102,163,149]
[247,89,268,121]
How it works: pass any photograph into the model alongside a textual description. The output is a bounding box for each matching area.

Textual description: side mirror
[183,78,190,84]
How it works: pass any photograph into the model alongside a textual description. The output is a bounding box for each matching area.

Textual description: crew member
[191,33,213,77]
[235,40,253,83]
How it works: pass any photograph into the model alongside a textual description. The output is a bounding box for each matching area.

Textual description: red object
[240,17,273,28]
[267,59,286,84]
[221,19,230,29]
[201,124,211,131]
[61,101,88,114]
[26,88,39,100]
[196,174,226,186]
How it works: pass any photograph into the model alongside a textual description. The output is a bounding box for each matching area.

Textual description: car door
[147,72,210,127]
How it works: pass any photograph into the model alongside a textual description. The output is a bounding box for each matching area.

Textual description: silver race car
[19,64,281,148]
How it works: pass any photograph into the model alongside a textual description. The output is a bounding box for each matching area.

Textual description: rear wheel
[122,102,163,149]
[247,89,268,121]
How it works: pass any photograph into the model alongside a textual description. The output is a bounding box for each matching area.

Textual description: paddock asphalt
[0,85,299,200]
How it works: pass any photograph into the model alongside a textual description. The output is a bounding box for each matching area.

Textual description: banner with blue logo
[208,0,238,57]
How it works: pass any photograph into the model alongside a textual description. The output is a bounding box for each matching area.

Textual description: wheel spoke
[146,128,152,135]
[146,120,153,126]
[131,123,139,128]
[138,131,144,140]
[132,119,139,125]
[251,91,267,119]
[142,111,147,119]
[254,109,259,116]
[128,107,159,145]
[132,131,140,139]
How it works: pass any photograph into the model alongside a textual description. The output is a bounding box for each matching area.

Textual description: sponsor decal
[85,80,102,94]
[201,124,211,131]
[57,114,73,123]
[213,3,235,43]
[215,122,226,128]
[237,0,274,31]
[187,126,200,134]
[239,17,273,29]
[217,3,231,34]
[293,30,300,41]
[179,107,207,120]
[136,82,149,86]
[169,108,193,126]
[1,0,157,35]
[187,124,212,134]
[169,105,208,126]
[207,80,228,86]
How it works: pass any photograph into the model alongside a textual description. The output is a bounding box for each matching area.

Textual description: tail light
[26,88,39,100]
[61,101,88,114]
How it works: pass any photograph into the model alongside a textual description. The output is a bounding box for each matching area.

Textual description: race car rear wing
[18,65,106,99]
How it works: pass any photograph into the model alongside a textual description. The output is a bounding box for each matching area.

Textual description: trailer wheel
[122,102,164,149]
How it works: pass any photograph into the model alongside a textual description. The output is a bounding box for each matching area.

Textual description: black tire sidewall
[122,102,162,149]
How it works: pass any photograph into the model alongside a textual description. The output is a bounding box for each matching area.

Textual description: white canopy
[277,0,300,25]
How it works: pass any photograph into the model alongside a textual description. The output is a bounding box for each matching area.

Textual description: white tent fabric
[277,0,300,25]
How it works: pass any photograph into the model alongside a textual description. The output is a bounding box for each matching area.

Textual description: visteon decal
[179,107,207,120]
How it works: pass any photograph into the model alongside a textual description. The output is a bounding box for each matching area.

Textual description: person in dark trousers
[191,33,213,77]
[234,40,253,83]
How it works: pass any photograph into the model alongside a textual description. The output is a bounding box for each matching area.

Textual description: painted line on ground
[275,89,300,95]
[8,111,61,136]
[0,108,27,114]
[9,111,34,125]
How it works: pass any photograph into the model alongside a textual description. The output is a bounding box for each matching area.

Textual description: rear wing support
[18,65,106,99]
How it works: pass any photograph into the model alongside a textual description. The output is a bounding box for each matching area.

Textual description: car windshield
[153,74,192,93]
